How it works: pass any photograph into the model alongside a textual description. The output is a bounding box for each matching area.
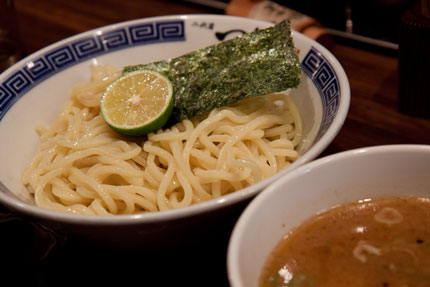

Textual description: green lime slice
[100,70,174,136]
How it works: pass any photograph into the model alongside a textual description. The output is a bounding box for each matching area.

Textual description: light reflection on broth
[260,196,430,287]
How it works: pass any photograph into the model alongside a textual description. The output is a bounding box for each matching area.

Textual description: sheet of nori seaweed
[123,20,301,122]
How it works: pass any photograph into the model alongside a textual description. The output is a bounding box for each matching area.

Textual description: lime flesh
[101,70,174,136]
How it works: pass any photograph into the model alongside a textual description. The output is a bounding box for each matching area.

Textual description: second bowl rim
[227,143,430,286]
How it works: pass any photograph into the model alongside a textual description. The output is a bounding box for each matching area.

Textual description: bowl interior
[0,15,349,219]
[227,145,430,287]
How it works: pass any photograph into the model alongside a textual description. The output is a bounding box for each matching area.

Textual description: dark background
[273,0,415,43]
[187,0,417,44]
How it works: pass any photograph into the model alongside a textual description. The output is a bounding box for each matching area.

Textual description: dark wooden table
[2,0,430,286]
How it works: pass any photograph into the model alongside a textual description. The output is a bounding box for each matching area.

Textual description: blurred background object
[225,0,334,49]
[0,0,23,72]
[398,0,430,118]
[187,0,417,50]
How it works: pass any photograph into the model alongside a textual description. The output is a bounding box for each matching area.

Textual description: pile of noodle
[22,65,302,215]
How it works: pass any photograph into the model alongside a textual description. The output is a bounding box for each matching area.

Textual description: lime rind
[100,70,174,136]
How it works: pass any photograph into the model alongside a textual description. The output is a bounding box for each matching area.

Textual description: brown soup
[260,196,430,287]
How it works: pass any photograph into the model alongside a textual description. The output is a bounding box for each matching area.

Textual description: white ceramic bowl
[227,144,430,287]
[0,15,349,247]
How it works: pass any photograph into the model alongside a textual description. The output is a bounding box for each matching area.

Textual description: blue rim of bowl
[0,15,341,136]
[0,14,349,224]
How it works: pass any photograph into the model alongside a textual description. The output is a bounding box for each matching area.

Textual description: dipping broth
[260,196,430,287]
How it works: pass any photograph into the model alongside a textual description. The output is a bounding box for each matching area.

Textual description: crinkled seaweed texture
[124,20,301,122]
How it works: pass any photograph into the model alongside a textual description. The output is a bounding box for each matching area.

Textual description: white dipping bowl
[227,144,430,287]
[0,15,349,247]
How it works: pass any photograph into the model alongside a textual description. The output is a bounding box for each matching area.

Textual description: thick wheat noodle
[22,65,302,215]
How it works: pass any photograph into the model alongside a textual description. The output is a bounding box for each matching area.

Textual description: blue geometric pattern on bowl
[302,47,340,140]
[0,18,339,139]
[0,20,185,120]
